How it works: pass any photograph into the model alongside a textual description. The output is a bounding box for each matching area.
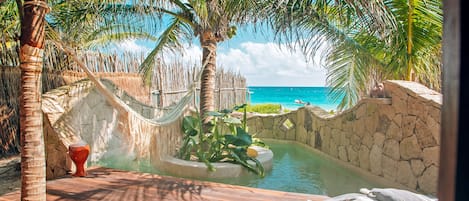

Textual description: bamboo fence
[153,62,247,109]
[0,40,247,156]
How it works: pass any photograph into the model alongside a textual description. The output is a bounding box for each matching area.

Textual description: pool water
[91,140,385,197]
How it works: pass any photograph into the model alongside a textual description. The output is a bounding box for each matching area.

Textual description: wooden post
[439,1,461,201]
[157,58,164,108]
[232,76,236,106]
[187,67,192,107]
[218,72,222,110]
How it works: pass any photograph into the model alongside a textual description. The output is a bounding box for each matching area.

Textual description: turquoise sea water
[248,86,340,111]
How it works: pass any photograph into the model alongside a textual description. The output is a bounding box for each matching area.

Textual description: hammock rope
[51,39,211,126]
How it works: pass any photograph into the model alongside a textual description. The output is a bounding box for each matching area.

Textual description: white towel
[325,188,437,201]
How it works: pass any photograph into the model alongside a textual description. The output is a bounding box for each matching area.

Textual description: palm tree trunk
[199,31,217,128]
[406,0,414,81]
[19,1,48,200]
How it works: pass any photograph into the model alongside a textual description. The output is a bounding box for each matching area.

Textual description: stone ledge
[159,146,273,179]
[384,80,442,106]
[362,97,392,105]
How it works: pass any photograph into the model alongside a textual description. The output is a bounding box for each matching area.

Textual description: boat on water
[294,99,305,104]
[295,99,311,106]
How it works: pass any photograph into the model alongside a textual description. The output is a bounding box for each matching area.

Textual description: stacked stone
[246,80,441,195]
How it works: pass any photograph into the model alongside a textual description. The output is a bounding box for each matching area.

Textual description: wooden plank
[439,1,459,201]
[0,167,328,201]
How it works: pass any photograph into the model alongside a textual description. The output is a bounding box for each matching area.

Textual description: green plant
[237,104,284,114]
[178,104,266,177]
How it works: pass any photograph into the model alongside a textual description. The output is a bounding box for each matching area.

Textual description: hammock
[52,40,205,126]
[48,40,210,163]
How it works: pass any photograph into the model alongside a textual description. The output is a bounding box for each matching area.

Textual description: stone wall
[247,80,441,195]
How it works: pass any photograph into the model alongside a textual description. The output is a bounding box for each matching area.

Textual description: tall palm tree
[267,0,442,110]
[46,0,157,50]
[135,0,264,124]
[19,0,48,200]
[1,0,157,52]
[1,0,156,162]
[5,0,264,122]
[4,1,155,199]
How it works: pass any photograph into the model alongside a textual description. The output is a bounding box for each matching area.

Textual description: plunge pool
[91,139,387,197]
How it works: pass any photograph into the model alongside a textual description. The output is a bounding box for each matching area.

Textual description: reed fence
[0,40,247,157]
[153,62,247,109]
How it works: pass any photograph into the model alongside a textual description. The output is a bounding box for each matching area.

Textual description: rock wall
[247,80,441,195]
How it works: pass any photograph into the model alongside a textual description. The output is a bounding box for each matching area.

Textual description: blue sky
[116,26,327,87]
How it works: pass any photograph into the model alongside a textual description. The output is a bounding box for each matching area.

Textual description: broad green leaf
[225,128,252,146]
[207,111,224,117]
[220,108,233,114]
[182,116,199,136]
[233,104,247,111]
[224,117,242,124]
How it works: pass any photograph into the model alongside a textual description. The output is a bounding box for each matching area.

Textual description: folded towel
[325,188,437,201]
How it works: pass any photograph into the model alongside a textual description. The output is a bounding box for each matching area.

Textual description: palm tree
[134,0,264,124]
[1,0,157,52]
[267,0,442,110]
[1,0,157,161]
[19,0,48,200]
[3,1,156,199]
[6,0,264,123]
[46,0,157,50]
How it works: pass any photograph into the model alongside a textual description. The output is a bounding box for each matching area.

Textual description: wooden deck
[0,167,329,201]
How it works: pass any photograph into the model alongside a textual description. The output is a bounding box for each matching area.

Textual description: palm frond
[84,32,157,49]
[170,0,192,13]
[326,44,369,111]
[337,0,398,37]
[189,0,208,26]
[0,0,20,41]
[267,0,441,110]
[139,16,190,85]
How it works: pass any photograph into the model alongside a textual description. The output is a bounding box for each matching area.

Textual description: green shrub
[239,104,286,114]
[178,104,267,177]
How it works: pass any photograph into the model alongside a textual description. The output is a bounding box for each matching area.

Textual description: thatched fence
[0,41,247,157]
[153,62,247,109]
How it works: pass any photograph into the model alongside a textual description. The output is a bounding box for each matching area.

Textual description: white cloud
[179,45,202,64]
[218,42,327,86]
[113,40,327,86]
[151,44,202,66]
[115,39,151,53]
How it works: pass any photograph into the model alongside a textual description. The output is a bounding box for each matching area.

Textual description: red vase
[69,142,90,177]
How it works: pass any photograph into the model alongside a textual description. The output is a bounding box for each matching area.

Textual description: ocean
[248,86,340,111]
